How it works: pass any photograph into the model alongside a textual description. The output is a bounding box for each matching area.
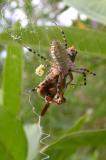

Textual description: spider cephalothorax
[67,46,77,62]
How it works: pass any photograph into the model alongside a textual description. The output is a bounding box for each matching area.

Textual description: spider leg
[18,42,52,65]
[82,72,87,85]
[16,39,48,61]
[24,45,48,61]
[53,21,68,49]
[31,88,36,92]
[65,71,84,87]
[78,68,96,76]
[70,68,87,85]
[71,67,96,85]
[56,72,63,95]
[65,72,73,87]
[50,72,66,104]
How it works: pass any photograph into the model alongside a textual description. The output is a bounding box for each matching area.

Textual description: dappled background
[0,0,106,160]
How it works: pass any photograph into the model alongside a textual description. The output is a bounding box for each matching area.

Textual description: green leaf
[44,130,106,159]
[24,124,42,160]
[0,109,27,160]
[3,44,23,115]
[0,89,3,106]
[64,0,106,25]
[65,115,89,134]
[0,39,27,160]
[0,26,106,57]
[44,115,89,160]
[0,144,13,160]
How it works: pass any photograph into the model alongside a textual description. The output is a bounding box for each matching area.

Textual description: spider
[21,24,96,116]
[25,43,78,116]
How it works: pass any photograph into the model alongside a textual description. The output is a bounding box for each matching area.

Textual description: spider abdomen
[50,40,70,69]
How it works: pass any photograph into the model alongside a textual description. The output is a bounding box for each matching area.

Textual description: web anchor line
[27,90,50,160]
[40,131,51,160]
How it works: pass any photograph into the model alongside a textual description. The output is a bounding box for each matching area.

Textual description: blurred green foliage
[64,0,106,25]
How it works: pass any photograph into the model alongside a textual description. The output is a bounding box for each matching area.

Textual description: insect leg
[40,102,50,116]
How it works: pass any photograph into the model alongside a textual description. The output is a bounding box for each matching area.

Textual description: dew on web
[1,1,23,42]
